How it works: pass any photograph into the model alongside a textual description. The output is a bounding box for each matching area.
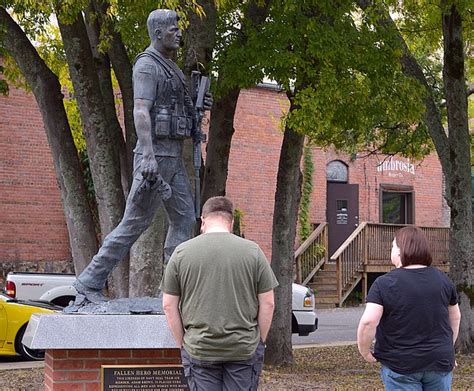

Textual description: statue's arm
[134,98,158,181]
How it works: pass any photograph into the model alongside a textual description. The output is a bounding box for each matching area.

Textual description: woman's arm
[357,302,383,363]
[448,304,461,345]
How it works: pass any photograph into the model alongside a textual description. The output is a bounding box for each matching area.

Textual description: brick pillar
[44,348,182,391]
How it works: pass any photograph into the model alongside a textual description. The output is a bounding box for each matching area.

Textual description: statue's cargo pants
[78,154,195,290]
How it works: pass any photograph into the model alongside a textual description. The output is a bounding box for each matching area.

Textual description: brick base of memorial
[22,313,184,391]
[44,348,182,391]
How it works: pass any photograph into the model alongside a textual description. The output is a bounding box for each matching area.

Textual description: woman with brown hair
[357,226,461,390]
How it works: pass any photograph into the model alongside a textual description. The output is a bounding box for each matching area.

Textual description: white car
[6,273,318,335]
[292,283,318,336]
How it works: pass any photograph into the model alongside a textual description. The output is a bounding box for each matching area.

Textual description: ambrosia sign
[376,158,415,175]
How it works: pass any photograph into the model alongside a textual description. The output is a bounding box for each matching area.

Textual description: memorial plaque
[101,365,188,390]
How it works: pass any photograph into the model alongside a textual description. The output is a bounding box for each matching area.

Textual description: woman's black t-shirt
[366,267,458,374]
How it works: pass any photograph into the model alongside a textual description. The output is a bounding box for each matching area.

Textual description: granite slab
[23,312,177,350]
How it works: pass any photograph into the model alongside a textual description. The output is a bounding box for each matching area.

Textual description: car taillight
[5,280,16,298]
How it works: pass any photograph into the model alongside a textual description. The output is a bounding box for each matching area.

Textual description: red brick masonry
[44,348,182,391]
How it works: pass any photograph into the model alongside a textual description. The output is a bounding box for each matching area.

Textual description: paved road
[292,306,365,347]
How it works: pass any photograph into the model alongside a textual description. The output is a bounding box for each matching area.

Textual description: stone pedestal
[24,313,182,391]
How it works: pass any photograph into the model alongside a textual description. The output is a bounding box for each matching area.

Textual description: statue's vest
[135,50,194,140]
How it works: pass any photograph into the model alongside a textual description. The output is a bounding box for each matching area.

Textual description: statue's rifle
[190,71,210,219]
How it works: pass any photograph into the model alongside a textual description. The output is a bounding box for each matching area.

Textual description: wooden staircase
[307,262,338,308]
[295,222,449,308]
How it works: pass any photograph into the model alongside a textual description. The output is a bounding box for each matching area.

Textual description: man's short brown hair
[202,196,234,222]
[395,226,432,267]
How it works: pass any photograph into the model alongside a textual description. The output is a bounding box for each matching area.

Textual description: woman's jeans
[381,366,453,391]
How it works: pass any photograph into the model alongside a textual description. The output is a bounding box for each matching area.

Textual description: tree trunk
[85,4,130,196]
[201,87,240,203]
[266,100,305,366]
[360,0,473,353]
[0,7,98,274]
[84,4,130,297]
[57,11,128,297]
[441,1,473,353]
[129,208,167,297]
[200,0,270,205]
[107,32,136,190]
[91,0,136,191]
[182,0,216,77]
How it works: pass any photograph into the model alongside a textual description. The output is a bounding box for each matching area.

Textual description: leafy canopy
[215,0,432,159]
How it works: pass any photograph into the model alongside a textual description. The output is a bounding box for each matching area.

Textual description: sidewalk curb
[0,361,44,370]
[293,341,357,349]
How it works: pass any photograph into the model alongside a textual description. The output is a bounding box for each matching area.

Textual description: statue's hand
[140,154,159,182]
[203,91,213,111]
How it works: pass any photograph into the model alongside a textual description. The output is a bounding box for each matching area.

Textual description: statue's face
[159,21,181,52]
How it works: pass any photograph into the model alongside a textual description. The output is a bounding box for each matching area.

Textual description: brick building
[0,86,71,276]
[0,84,449,278]
[227,87,449,258]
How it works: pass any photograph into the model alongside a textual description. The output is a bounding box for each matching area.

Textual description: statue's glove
[203,91,213,111]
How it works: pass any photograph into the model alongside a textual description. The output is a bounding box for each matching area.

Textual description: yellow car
[0,291,59,360]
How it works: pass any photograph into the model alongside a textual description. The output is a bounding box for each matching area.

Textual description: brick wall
[0,84,448,265]
[226,87,287,258]
[0,87,71,265]
[226,87,448,259]
[44,348,182,391]
[317,150,446,226]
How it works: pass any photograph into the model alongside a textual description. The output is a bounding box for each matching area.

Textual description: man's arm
[448,304,461,345]
[257,290,275,343]
[133,98,158,181]
[163,293,184,348]
[357,303,383,363]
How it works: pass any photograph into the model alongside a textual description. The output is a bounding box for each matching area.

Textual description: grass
[259,344,474,390]
[1,345,473,390]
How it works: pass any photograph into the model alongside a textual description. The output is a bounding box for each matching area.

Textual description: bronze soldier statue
[73,9,211,304]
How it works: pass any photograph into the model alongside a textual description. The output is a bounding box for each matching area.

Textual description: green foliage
[471,132,474,167]
[1,54,30,91]
[91,0,204,60]
[0,78,8,96]
[298,143,314,242]
[64,97,86,152]
[233,208,245,237]
[33,23,86,152]
[0,58,9,95]
[216,0,433,159]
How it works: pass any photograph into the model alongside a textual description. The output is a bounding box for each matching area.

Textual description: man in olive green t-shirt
[163,196,278,391]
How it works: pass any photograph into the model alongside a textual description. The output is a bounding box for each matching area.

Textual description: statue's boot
[72,279,108,304]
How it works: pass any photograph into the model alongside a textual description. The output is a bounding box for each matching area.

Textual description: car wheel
[15,325,45,361]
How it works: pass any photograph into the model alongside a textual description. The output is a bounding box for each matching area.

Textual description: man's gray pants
[78,154,195,290]
[180,341,265,391]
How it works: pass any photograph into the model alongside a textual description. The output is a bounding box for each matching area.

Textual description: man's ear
[154,28,161,39]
